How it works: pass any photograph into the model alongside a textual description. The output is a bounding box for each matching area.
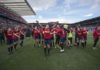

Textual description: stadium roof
[0,0,36,16]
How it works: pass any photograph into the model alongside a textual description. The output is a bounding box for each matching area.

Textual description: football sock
[44,48,47,56]
[11,46,13,53]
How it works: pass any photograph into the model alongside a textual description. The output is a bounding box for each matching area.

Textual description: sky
[22,0,100,24]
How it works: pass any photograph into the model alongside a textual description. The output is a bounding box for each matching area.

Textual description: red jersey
[55,27,62,36]
[6,30,13,40]
[13,30,20,40]
[60,29,66,38]
[51,28,56,37]
[32,29,40,37]
[82,29,87,38]
[43,28,52,39]
[93,29,100,39]
[77,30,83,39]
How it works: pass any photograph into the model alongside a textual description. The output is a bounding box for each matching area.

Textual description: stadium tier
[72,17,100,27]
[0,4,27,28]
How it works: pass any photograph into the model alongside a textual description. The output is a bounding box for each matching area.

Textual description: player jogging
[13,27,20,50]
[32,26,40,47]
[6,28,14,54]
[92,27,100,49]
[42,25,52,56]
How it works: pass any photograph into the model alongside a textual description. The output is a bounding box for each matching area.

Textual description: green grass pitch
[0,35,100,70]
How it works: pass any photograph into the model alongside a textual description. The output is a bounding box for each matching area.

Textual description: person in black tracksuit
[0,29,5,45]
[20,28,25,47]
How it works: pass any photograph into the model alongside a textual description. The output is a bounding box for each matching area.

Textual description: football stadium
[0,0,100,70]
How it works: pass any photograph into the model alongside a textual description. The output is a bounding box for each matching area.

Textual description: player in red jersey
[55,25,62,46]
[19,27,25,47]
[53,25,66,52]
[92,27,100,49]
[32,26,40,47]
[13,27,20,50]
[81,27,88,48]
[51,28,56,47]
[76,27,88,48]
[42,25,52,56]
[39,27,44,45]
[6,28,14,54]
[51,24,57,48]
[59,27,66,52]
[75,27,82,47]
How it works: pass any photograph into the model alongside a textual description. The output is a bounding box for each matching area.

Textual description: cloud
[27,0,57,11]
[64,0,100,12]
[23,0,100,24]
[64,0,94,8]
[23,15,83,24]
[63,0,100,16]
[65,0,100,10]
[90,0,100,10]
[84,13,93,17]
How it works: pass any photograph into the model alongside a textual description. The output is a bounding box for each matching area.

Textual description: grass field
[0,35,100,70]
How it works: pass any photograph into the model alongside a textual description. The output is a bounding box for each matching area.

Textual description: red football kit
[81,29,87,39]
[60,29,66,38]
[55,27,62,37]
[77,30,82,39]
[32,28,40,38]
[43,28,52,39]
[6,30,13,40]
[93,29,100,40]
[13,30,20,40]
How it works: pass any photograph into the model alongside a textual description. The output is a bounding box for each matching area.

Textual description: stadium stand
[72,17,100,26]
[70,17,100,31]
[0,4,27,28]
